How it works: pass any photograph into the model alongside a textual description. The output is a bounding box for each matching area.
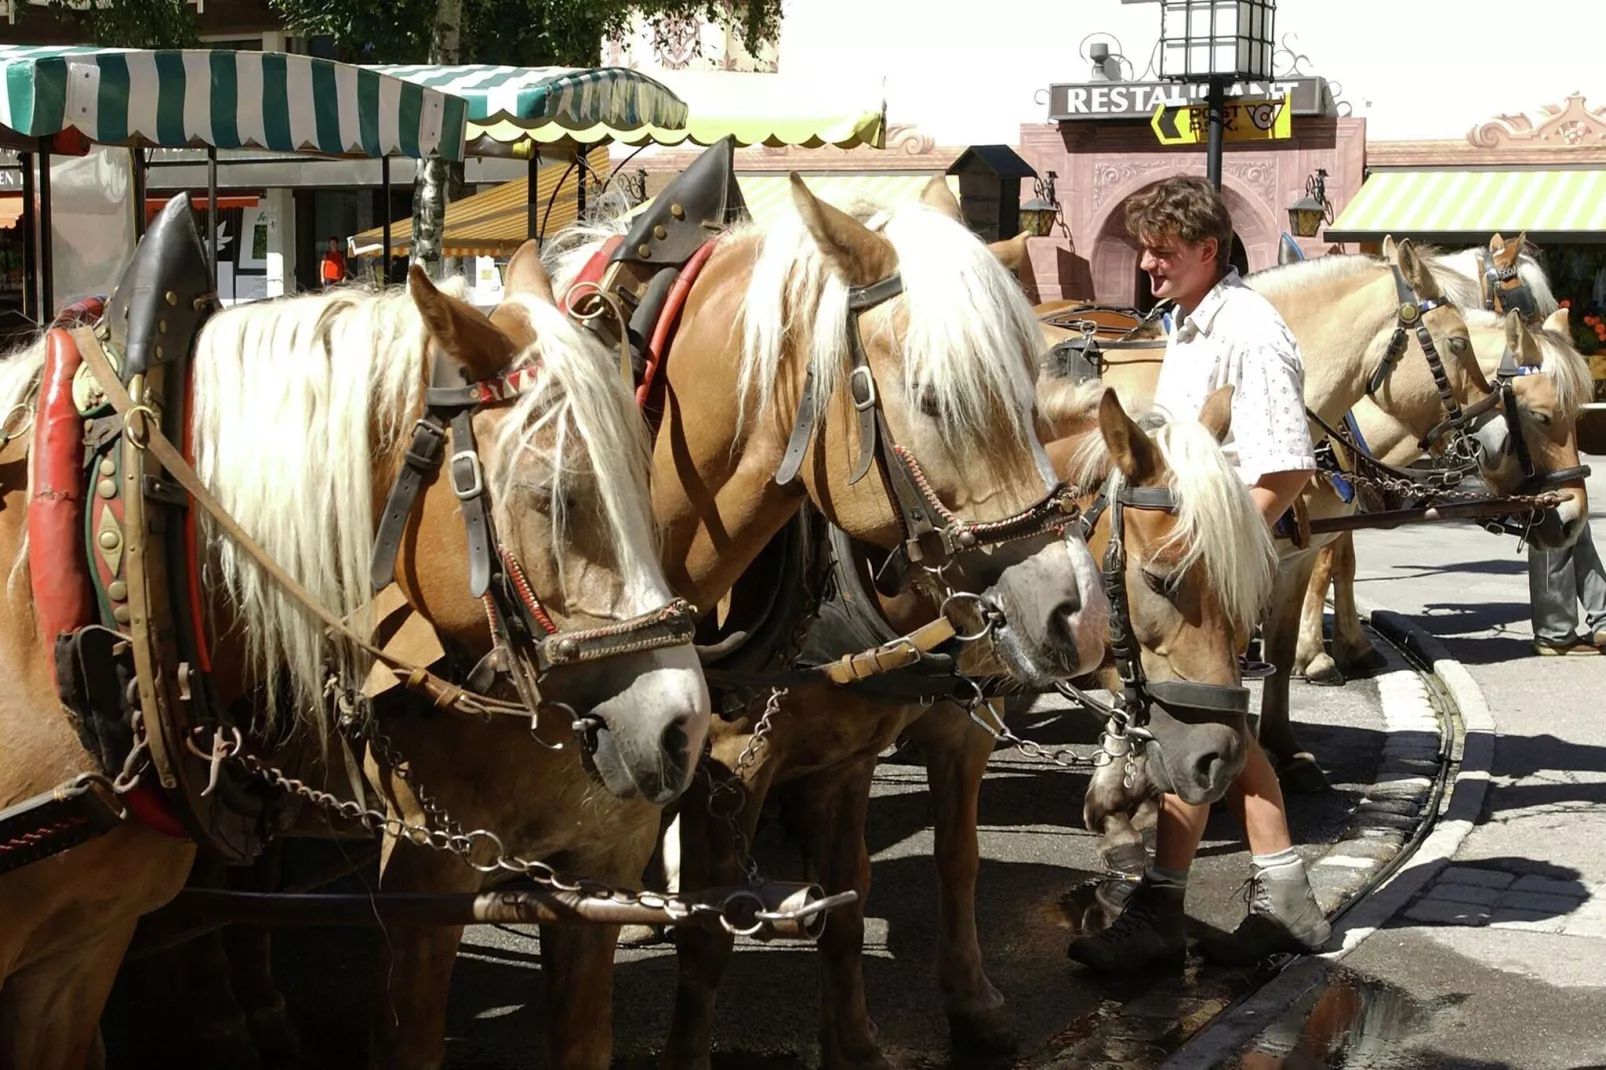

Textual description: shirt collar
[1174,268,1243,341]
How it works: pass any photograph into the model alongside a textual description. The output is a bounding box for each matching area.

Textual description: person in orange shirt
[320,236,347,289]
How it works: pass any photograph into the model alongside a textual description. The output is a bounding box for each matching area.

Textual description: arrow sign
[1150,93,1293,146]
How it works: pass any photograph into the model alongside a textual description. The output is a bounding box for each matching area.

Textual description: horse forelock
[739,201,1042,446]
[1069,418,1273,633]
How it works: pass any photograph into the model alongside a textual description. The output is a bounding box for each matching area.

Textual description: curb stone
[1159,601,1496,1069]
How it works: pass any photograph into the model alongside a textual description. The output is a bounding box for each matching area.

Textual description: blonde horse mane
[1068,413,1275,633]
[187,281,663,732]
[546,193,1046,448]
[1462,307,1592,422]
[1437,245,1560,319]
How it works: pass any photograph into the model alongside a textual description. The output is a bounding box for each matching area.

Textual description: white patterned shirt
[1152,269,1316,485]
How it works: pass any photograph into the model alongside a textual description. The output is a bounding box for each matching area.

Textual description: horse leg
[534,822,656,1070]
[1296,540,1345,686]
[1261,554,1330,793]
[223,843,299,1068]
[906,701,1013,1055]
[660,756,777,1070]
[783,757,888,1070]
[1330,533,1385,672]
[0,922,137,1070]
[368,841,482,1070]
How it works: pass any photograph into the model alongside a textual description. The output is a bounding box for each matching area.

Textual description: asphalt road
[100,653,1393,1070]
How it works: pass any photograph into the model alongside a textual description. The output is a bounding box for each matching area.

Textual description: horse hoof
[1302,654,1346,687]
[1277,753,1331,794]
[1098,841,1150,876]
[948,1006,1018,1055]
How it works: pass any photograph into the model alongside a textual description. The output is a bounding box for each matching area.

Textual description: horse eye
[1447,336,1469,355]
[1532,410,1553,427]
[915,389,942,418]
[1142,567,1180,599]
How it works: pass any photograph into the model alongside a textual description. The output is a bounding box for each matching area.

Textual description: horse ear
[1544,307,1570,334]
[1393,238,1441,299]
[1098,388,1160,483]
[790,173,899,287]
[1381,235,1398,259]
[409,265,518,382]
[919,176,963,220]
[1492,231,1524,270]
[502,239,555,305]
[1508,310,1544,367]
[1198,385,1234,444]
[989,230,1030,274]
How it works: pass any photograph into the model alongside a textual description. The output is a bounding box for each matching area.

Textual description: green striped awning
[0,46,467,160]
[369,64,686,156]
[1327,169,1606,243]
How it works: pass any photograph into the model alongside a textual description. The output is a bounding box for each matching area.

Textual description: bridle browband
[775,271,1083,599]
[1060,470,1251,735]
[368,354,697,739]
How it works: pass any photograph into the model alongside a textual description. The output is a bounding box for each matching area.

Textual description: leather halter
[1488,347,1593,495]
[368,355,697,720]
[1075,471,1251,733]
[1368,263,1488,467]
[775,272,1083,598]
[1478,247,1541,322]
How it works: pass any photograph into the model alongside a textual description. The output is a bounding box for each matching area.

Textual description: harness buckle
[450,450,486,501]
[1399,302,1420,323]
[849,365,877,412]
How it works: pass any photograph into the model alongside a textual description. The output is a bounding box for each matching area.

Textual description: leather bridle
[1478,247,1541,322]
[775,272,1085,600]
[1370,264,1493,471]
[1059,470,1252,736]
[369,355,698,741]
[1487,346,1592,494]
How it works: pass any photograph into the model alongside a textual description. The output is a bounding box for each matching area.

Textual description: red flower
[1560,298,1572,308]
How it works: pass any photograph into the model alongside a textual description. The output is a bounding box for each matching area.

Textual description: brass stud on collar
[112,604,131,624]
[98,458,115,476]
[165,291,178,306]
[99,528,121,550]
[96,478,117,499]
[107,580,127,601]
[158,319,167,333]
[1399,302,1420,322]
[670,203,685,220]
[637,243,651,258]
[653,225,667,240]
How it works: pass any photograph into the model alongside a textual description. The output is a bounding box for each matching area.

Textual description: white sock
[1145,864,1190,890]
[1252,847,1303,879]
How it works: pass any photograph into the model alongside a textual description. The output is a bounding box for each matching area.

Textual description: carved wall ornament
[1469,93,1606,149]
[887,123,935,155]
[1224,159,1277,209]
[1091,159,1172,210]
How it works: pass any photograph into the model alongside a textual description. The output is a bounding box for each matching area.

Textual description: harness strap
[0,776,127,878]
[370,415,447,592]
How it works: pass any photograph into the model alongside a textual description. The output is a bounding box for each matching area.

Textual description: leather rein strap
[775,272,1082,598]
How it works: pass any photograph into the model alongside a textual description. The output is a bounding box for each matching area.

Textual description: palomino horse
[1296,304,1592,683]
[343,175,1111,1070]
[0,244,708,1068]
[1043,241,1488,790]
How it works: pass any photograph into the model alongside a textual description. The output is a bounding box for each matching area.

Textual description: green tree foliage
[39,0,200,48]
[267,0,782,66]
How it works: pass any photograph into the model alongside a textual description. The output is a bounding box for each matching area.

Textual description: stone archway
[1085,170,1284,304]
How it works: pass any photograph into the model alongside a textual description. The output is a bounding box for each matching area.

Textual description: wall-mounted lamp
[1019,171,1067,239]
[1287,167,1333,238]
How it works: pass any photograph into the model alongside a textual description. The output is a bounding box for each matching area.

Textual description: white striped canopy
[1327,169,1606,242]
[0,45,467,160]
[369,64,686,156]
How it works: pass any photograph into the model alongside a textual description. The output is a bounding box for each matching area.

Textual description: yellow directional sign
[1150,93,1293,146]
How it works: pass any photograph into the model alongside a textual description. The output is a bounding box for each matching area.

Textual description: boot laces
[1235,874,1276,918]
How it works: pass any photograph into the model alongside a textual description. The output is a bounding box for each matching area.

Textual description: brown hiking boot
[1066,878,1187,972]
[1198,868,1332,967]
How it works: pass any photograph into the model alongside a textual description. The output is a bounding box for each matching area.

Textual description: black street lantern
[1287,168,1333,238]
[1019,171,1065,239]
[1159,0,1276,81]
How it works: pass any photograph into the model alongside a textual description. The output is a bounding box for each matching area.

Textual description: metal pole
[381,154,391,284]
[132,147,146,240]
[19,150,34,324]
[1206,77,1225,191]
[37,139,52,320]
[527,150,538,243]
[575,145,587,219]
[206,146,219,290]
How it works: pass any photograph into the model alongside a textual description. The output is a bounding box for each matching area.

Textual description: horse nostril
[660,714,693,767]
[1194,751,1226,787]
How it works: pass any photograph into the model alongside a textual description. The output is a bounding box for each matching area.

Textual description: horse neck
[1258,269,1397,428]
[649,239,809,611]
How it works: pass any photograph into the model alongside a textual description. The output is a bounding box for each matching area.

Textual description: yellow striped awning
[350,146,609,258]
[1327,169,1606,243]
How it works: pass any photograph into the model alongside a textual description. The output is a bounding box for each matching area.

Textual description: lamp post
[1018,171,1066,239]
[1157,0,1277,190]
[1287,168,1333,238]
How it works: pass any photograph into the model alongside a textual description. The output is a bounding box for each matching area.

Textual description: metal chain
[702,685,785,887]
[955,677,1142,785]
[1325,428,1561,514]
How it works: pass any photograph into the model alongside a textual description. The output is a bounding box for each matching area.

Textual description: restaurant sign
[1048,76,1331,122]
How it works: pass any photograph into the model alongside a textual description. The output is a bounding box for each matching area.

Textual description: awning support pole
[37,138,53,320]
[381,154,392,283]
[132,147,146,240]
[207,146,218,290]
[575,144,587,219]
[19,150,35,324]
[527,150,539,246]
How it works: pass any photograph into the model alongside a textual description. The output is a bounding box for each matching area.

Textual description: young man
[1066,175,1331,972]
[320,236,347,290]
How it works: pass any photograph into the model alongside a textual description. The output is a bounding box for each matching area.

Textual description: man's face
[328,239,338,253]
[1138,230,1218,302]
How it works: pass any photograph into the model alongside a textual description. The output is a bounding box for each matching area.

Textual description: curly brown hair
[1125,176,1234,271]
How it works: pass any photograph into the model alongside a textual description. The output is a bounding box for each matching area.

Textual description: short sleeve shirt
[1151,269,1316,485]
